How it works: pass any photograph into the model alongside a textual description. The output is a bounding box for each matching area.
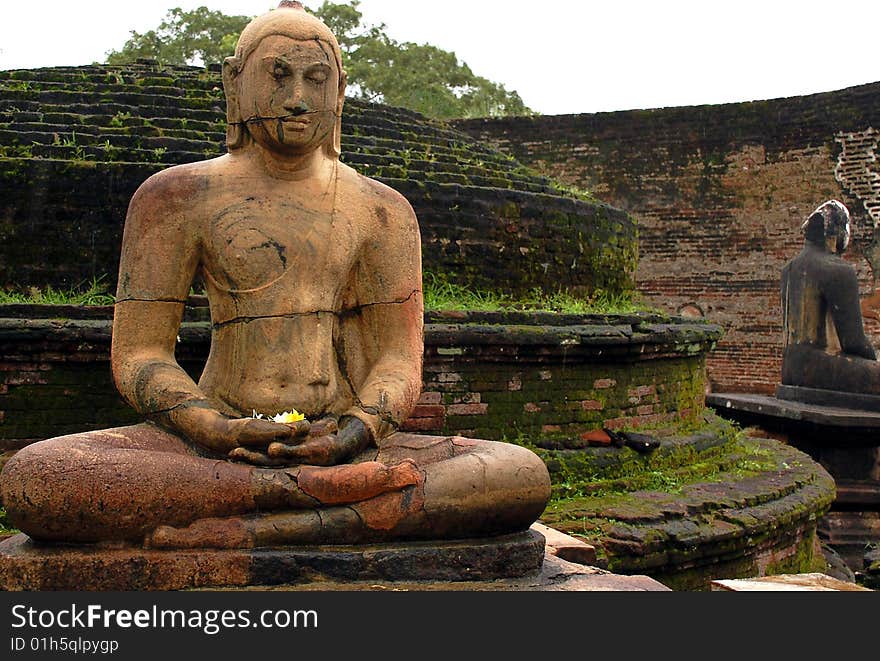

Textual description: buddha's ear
[223,56,247,149]
[328,67,347,159]
[337,67,347,115]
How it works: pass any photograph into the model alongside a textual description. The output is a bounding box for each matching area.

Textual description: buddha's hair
[222,1,347,157]
[802,199,851,252]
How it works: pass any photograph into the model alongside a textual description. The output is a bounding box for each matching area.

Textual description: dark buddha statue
[778,200,880,403]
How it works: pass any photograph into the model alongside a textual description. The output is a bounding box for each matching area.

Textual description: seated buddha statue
[0,2,550,549]
[779,199,880,397]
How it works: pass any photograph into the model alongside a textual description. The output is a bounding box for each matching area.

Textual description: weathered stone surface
[711,573,872,591]
[241,556,670,592]
[0,530,548,591]
[708,392,880,431]
[709,391,880,578]
[776,385,880,413]
[531,522,597,566]
[542,436,836,590]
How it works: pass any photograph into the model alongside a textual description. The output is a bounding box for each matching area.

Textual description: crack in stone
[232,110,342,127]
[142,398,214,418]
[116,297,188,305]
[210,290,420,329]
[474,453,490,490]
[346,505,366,529]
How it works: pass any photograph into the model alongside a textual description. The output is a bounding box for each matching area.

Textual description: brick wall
[0,308,720,458]
[455,82,880,394]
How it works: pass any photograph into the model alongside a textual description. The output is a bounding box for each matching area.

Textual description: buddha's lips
[281,117,310,128]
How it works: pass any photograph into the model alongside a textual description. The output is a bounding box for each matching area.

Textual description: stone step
[0,87,224,113]
[711,573,871,591]
[0,63,564,198]
[0,98,223,124]
[540,436,837,589]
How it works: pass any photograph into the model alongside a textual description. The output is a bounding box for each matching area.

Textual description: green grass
[422,273,655,315]
[0,507,16,535]
[0,277,115,306]
[0,273,656,315]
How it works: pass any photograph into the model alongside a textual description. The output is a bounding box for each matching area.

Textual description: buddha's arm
[343,195,424,442]
[112,170,298,453]
[826,264,877,360]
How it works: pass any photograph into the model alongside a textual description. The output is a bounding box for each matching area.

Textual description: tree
[105,2,533,119]
[105,7,249,68]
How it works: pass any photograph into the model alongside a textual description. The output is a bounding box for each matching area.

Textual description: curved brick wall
[0,305,721,455]
[456,82,880,394]
[0,62,635,298]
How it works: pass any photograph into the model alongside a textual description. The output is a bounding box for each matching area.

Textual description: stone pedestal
[0,527,669,592]
[708,391,880,580]
[0,530,545,591]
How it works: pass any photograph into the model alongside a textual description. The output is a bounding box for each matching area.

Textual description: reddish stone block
[541,424,562,433]
[579,429,612,447]
[627,385,656,398]
[5,373,48,386]
[524,402,541,413]
[593,379,616,390]
[581,400,604,411]
[400,417,445,432]
[508,375,522,391]
[447,403,488,416]
[637,405,654,415]
[417,391,442,405]
[0,363,36,372]
[408,404,446,418]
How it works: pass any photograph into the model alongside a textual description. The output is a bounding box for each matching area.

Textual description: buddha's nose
[285,98,310,116]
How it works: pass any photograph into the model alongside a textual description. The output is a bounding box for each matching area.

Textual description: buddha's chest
[201,195,357,295]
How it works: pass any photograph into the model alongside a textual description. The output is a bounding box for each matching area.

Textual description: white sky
[1,1,878,115]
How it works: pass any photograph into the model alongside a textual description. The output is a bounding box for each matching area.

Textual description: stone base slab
[0,528,669,591]
[259,555,670,591]
[0,530,548,591]
[776,384,880,413]
[708,392,880,431]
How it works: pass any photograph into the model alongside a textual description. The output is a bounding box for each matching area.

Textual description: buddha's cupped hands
[169,403,311,455]
[228,416,371,467]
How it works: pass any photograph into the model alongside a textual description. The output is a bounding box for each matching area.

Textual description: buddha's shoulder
[130,157,228,207]
[338,164,416,220]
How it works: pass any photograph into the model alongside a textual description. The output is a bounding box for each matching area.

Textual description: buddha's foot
[297,459,421,505]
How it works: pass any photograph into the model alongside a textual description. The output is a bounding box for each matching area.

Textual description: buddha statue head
[222,1,347,158]
[802,199,852,255]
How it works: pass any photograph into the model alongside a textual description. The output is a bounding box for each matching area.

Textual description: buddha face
[237,34,340,155]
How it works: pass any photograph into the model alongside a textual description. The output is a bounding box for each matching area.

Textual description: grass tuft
[423,273,656,315]
[0,276,115,306]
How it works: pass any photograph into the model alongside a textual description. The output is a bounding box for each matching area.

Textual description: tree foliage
[105,2,533,119]
[105,7,249,69]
